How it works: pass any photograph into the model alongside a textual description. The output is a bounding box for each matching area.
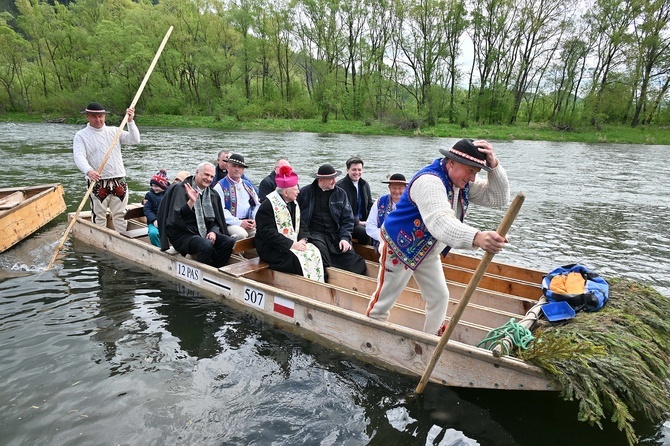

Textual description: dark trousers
[310,233,367,275]
[353,224,371,246]
[169,231,235,268]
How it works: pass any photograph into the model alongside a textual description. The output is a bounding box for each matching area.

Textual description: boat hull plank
[0,184,66,253]
[70,214,554,391]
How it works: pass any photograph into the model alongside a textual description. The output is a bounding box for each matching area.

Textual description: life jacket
[541,264,609,312]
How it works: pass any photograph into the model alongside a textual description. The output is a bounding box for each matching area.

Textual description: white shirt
[213,179,258,226]
[73,122,140,179]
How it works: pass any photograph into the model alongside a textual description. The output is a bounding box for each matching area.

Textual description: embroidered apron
[268,191,324,282]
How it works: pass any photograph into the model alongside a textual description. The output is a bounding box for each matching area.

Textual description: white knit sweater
[410,164,510,253]
[73,122,140,179]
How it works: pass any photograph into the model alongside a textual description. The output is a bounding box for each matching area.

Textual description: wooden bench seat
[120,227,149,238]
[220,257,270,277]
[232,236,256,254]
[124,205,146,220]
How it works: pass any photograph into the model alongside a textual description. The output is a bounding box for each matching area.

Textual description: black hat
[81,102,108,114]
[312,164,341,178]
[439,139,491,172]
[381,173,408,184]
[227,153,248,168]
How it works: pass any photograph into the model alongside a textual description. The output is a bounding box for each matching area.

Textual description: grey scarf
[191,179,215,237]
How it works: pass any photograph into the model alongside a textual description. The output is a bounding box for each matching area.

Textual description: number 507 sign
[243,286,265,309]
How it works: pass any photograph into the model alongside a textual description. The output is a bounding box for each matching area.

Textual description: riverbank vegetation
[1,0,669,141]
[4,111,668,145]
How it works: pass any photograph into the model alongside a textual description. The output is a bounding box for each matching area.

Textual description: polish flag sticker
[273,296,295,318]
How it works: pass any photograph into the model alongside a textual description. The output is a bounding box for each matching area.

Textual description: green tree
[361,0,396,119]
[442,0,467,123]
[547,32,591,127]
[229,0,257,101]
[628,0,670,127]
[507,0,572,124]
[339,0,367,119]
[0,12,30,111]
[265,0,295,102]
[393,0,455,126]
[294,0,345,122]
[583,0,639,126]
[467,0,516,123]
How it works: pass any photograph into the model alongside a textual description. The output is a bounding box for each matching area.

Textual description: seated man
[336,156,373,245]
[157,162,235,268]
[212,150,229,185]
[297,164,367,276]
[255,165,324,282]
[258,158,291,202]
[212,153,260,240]
[366,173,408,253]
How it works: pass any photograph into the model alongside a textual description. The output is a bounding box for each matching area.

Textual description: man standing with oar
[73,102,140,232]
[366,139,510,335]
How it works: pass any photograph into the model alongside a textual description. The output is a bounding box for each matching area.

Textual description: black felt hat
[381,173,408,184]
[312,164,342,178]
[227,153,248,168]
[439,139,491,172]
[81,102,108,114]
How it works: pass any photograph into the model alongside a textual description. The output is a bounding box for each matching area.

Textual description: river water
[1,122,668,445]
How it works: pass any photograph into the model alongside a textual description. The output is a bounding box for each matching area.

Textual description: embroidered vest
[381,158,469,270]
[217,177,258,218]
[372,194,393,251]
[375,194,393,228]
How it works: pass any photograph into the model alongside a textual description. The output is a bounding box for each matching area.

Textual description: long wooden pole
[415,191,525,394]
[46,26,174,271]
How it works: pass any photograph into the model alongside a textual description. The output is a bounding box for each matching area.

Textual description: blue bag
[541,264,609,312]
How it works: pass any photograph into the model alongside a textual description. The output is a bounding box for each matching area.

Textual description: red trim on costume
[449,148,486,166]
[366,244,388,316]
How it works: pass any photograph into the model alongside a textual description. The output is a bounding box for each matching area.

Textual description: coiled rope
[477,318,534,355]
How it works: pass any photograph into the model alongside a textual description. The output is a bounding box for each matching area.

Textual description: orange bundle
[549,272,586,295]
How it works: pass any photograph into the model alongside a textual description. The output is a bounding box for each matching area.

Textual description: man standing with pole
[366,139,510,335]
[47,26,173,271]
[73,102,140,232]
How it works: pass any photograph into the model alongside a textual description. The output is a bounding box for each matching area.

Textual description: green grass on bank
[2,112,669,145]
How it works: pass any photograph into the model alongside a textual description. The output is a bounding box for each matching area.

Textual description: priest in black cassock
[297,164,367,276]
[157,162,235,268]
[255,165,324,282]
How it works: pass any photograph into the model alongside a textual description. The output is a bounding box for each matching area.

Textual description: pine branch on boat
[518,278,670,446]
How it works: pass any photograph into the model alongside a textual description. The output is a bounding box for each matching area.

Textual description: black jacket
[258,171,276,202]
[212,165,227,187]
[297,180,355,242]
[336,175,373,224]
[143,189,165,224]
[157,177,229,252]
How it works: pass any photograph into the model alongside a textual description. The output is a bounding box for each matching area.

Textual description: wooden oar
[415,191,525,394]
[46,26,174,271]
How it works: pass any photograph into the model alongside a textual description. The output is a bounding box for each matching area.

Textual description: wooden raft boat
[69,208,554,391]
[0,184,67,253]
